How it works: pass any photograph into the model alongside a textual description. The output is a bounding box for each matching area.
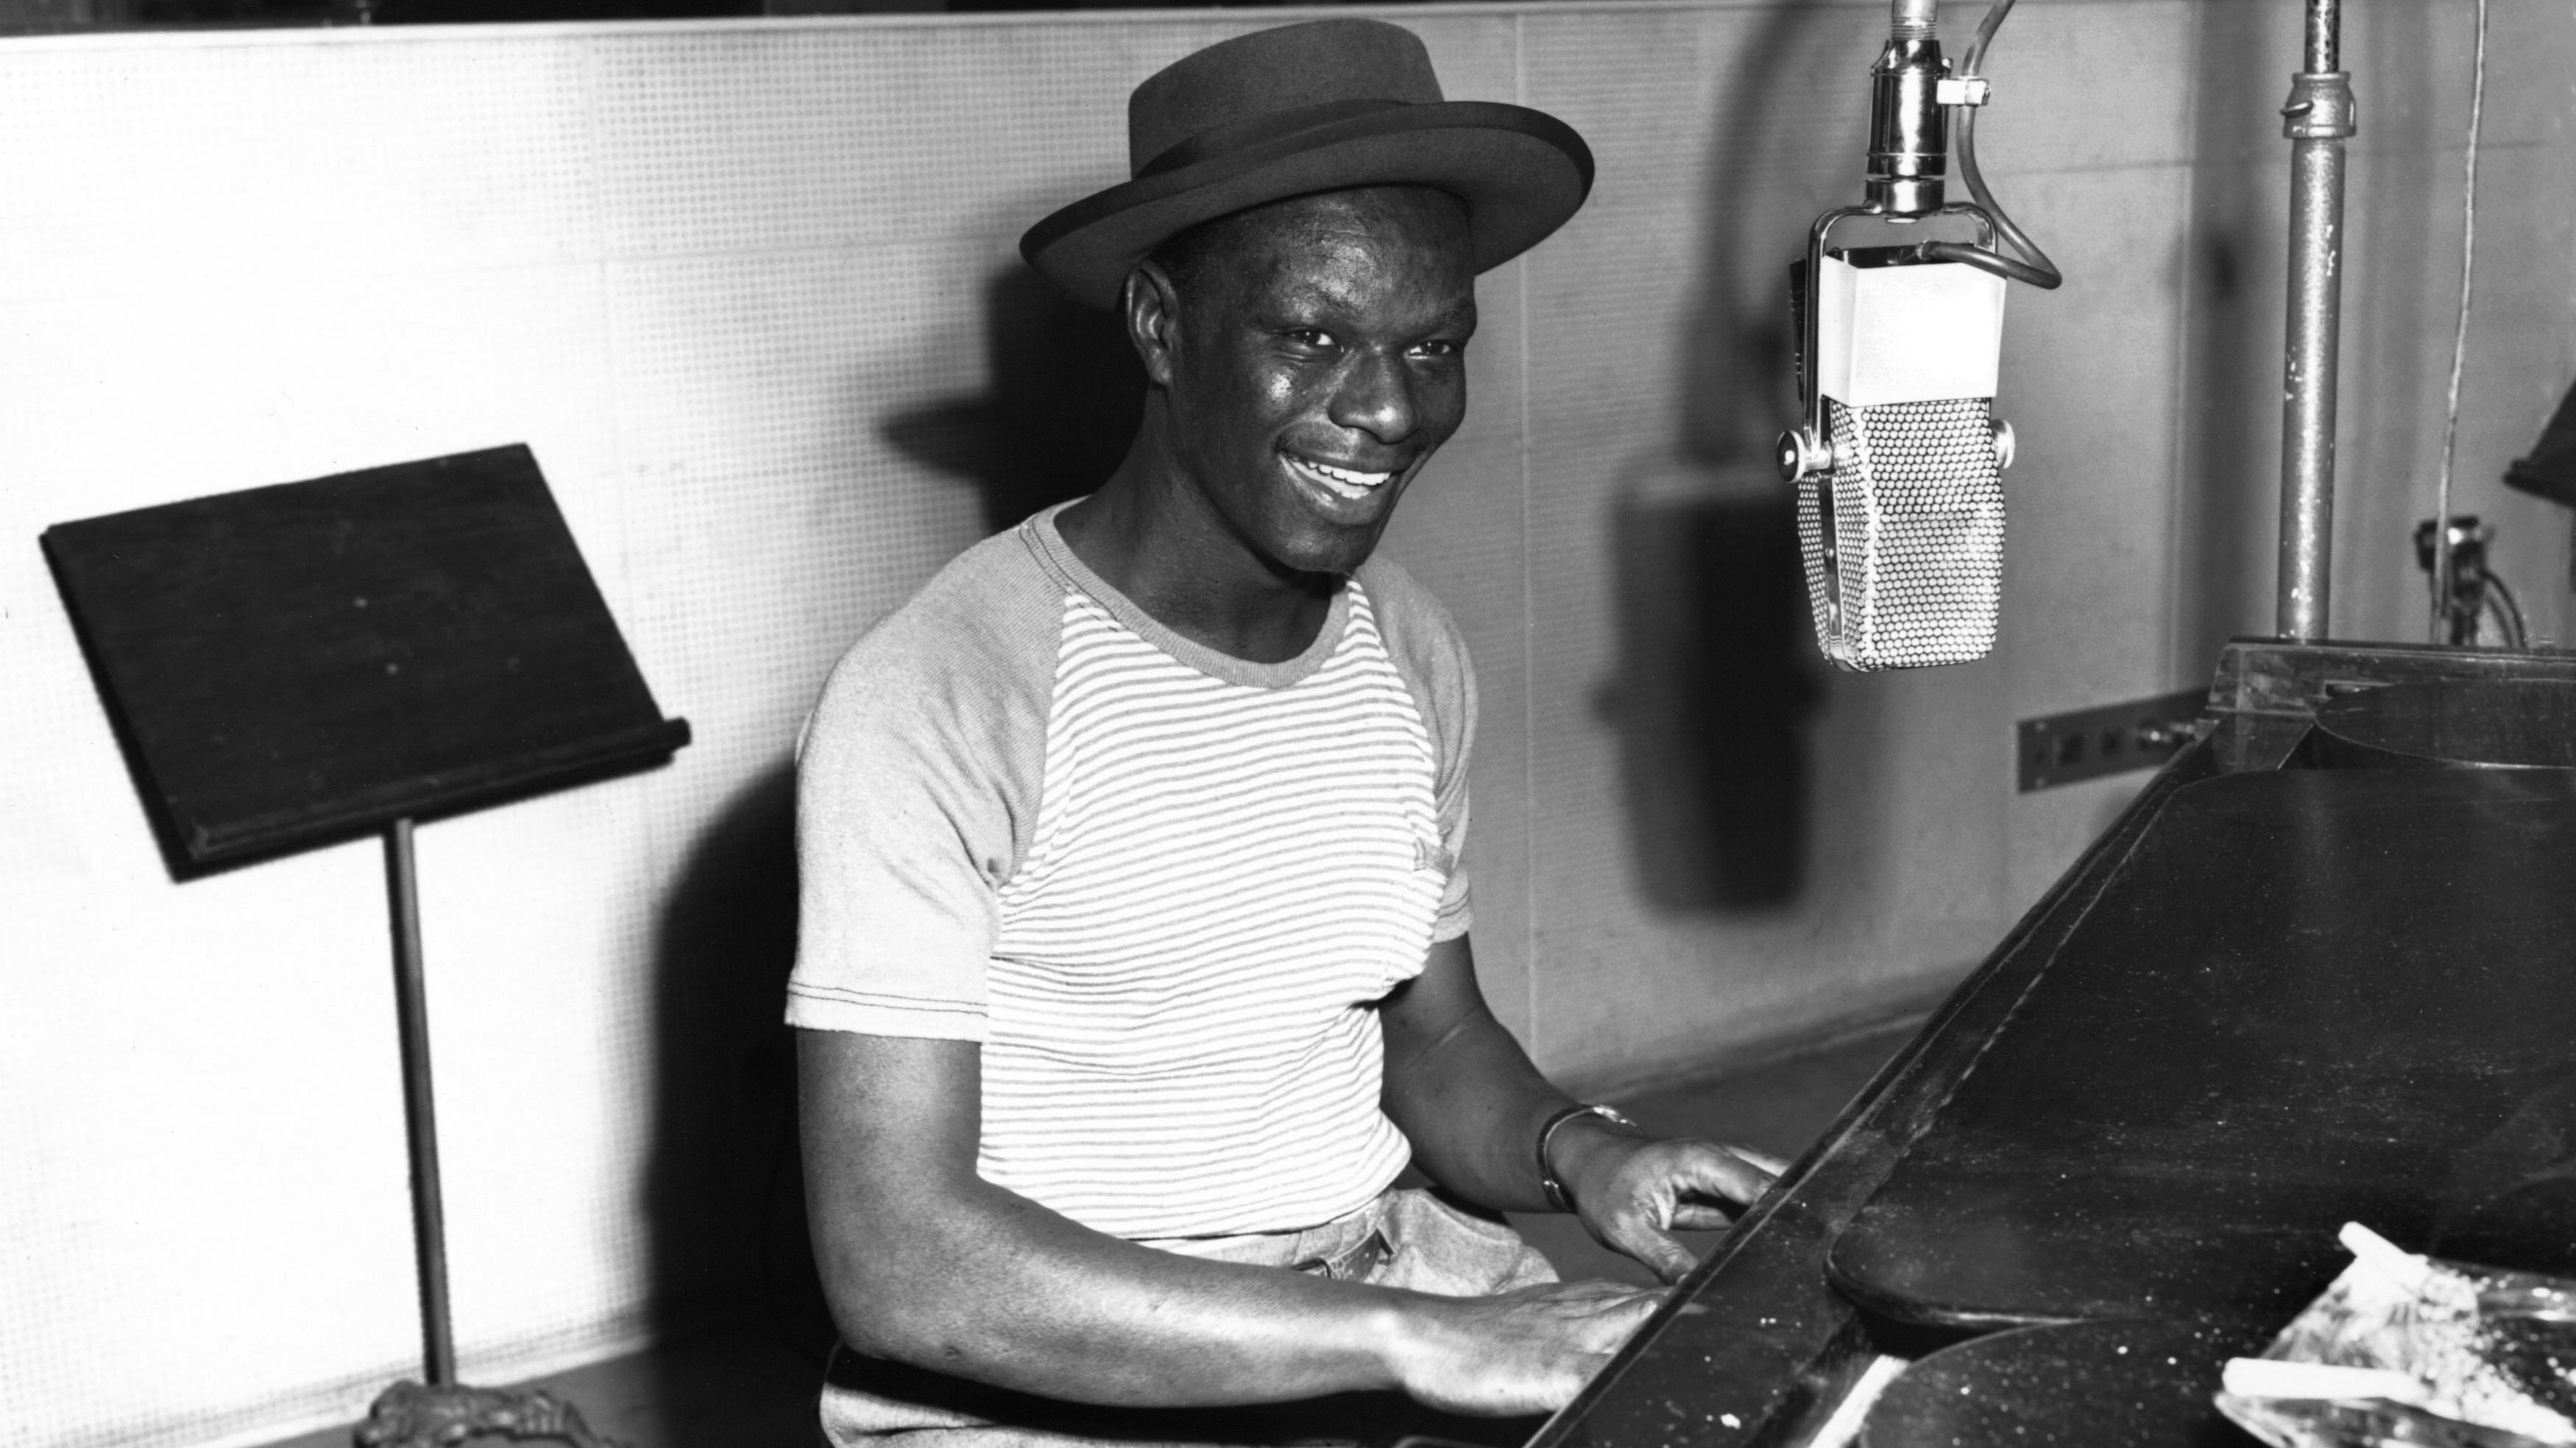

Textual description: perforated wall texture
[4,4,2573,1444]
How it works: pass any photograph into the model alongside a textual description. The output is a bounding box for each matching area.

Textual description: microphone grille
[1797,397,2006,670]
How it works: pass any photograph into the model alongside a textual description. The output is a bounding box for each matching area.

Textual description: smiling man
[788,20,1783,1446]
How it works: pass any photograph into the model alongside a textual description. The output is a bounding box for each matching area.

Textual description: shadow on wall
[641,762,838,1401]
[2175,0,2291,670]
[884,264,1145,534]
[1596,464,1818,909]
[1594,3,1865,915]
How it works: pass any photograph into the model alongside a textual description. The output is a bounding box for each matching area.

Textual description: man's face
[1152,186,1476,579]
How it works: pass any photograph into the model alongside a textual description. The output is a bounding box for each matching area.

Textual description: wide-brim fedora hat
[1022,18,1593,310]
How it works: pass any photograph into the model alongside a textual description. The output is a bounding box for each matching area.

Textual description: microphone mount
[1866,6,1956,216]
[1777,0,2057,491]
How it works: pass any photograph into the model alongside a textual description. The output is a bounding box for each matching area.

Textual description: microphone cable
[1930,0,2063,291]
[2486,568,2528,650]
[2430,0,2492,643]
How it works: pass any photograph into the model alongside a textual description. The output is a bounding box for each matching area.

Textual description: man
[789,20,1784,1444]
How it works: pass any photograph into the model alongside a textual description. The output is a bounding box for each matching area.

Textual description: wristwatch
[1536,1103,1642,1213]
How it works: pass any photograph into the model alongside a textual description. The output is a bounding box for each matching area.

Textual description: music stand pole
[359,817,621,1448]
[384,817,459,1388]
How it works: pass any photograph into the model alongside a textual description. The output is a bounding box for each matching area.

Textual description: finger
[1581,1286,1669,1324]
[1667,1202,1738,1230]
[1586,1287,1669,1340]
[1642,1239,1700,1285]
[1607,1221,1700,1285]
[1645,1146,1769,1213]
[1526,1285,1663,1355]
[1535,1277,1663,1305]
[1731,1145,1793,1177]
[1520,1281,1666,1329]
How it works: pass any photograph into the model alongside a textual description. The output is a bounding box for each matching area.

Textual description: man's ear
[1124,259,1183,389]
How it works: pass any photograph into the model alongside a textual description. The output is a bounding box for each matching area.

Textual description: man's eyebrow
[1247,277,1477,335]
[1426,299,1479,333]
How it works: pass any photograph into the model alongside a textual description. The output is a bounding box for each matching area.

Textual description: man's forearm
[1380,1002,1578,1210]
[818,1170,1409,1405]
[1375,937,1786,1284]
[1378,934,1640,1213]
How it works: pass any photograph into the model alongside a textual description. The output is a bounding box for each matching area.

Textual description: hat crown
[1127,20,1446,177]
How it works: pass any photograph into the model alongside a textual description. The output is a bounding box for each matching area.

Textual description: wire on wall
[2429,0,2491,642]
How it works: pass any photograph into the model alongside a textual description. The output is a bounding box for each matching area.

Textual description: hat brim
[1021,101,1594,310]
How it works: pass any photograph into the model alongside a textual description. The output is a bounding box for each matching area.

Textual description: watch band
[1536,1103,1641,1213]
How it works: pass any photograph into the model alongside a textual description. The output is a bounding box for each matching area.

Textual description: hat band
[1137,97,1414,179]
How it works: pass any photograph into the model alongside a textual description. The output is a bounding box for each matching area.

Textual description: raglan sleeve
[1357,560,1479,943]
[1424,604,1476,943]
[785,619,1023,1042]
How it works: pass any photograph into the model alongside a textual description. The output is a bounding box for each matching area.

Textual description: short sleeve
[1356,558,1476,943]
[785,531,1059,1040]
[1427,659,1474,943]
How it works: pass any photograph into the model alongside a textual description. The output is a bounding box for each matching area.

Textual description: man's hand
[1554,1128,1789,1284]
[1381,1280,1666,1417]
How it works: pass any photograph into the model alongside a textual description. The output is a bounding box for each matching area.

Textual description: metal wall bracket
[2017,688,2211,792]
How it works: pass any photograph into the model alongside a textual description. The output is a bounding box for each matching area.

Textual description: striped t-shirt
[788,502,1475,1244]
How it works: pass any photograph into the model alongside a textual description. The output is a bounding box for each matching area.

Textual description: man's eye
[1285,328,1336,348]
[1412,340,1463,360]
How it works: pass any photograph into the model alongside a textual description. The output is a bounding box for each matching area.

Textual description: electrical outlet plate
[2017,687,2210,792]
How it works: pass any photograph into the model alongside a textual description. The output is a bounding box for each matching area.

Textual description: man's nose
[1326,349,1416,445]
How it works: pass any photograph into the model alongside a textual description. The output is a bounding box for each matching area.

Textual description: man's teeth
[1293,457,1394,500]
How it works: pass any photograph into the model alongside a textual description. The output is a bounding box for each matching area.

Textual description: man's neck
[1055,447,1337,667]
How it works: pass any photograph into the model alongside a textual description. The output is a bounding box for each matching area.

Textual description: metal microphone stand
[2275,0,2356,640]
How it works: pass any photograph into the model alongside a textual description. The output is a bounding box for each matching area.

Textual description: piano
[1532,638,2576,1448]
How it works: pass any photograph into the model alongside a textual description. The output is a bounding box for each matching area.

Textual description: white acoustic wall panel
[0,35,637,1448]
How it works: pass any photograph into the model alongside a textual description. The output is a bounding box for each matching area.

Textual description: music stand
[43,445,690,1448]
